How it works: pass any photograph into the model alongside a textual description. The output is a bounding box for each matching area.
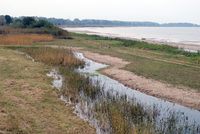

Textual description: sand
[68,29,200,51]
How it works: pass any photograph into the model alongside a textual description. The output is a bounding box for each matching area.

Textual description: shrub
[44,22,54,29]
[15,19,22,23]
[28,20,53,29]
[22,17,36,27]
[10,22,25,28]
[51,26,72,38]
[0,17,6,26]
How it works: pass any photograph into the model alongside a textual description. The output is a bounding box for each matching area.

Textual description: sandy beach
[68,29,200,51]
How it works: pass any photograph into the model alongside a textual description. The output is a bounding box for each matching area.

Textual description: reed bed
[60,67,199,134]
[0,34,53,45]
[19,47,85,67]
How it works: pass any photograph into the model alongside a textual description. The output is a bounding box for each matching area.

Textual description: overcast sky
[1,0,200,24]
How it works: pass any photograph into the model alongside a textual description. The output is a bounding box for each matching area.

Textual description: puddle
[46,68,63,91]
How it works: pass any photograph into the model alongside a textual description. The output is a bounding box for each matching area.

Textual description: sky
[1,0,200,25]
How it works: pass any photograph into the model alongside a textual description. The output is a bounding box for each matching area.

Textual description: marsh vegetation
[1,23,200,133]
[10,46,199,134]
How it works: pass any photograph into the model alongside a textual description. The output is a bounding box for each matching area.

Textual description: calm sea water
[64,27,200,46]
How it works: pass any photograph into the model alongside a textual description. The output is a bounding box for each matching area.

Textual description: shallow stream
[47,52,200,133]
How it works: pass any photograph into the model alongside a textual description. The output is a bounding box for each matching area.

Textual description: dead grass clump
[0,34,53,45]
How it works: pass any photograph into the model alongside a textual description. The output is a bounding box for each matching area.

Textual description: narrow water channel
[16,48,200,133]
[47,51,200,133]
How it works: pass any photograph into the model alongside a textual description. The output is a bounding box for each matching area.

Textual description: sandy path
[50,46,200,111]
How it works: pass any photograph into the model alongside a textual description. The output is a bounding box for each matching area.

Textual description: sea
[63,27,200,51]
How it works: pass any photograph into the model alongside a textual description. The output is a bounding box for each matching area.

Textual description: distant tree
[0,17,6,26]
[11,21,25,28]
[4,15,12,24]
[29,19,46,28]
[28,19,54,29]
[22,17,36,27]
[15,19,22,23]
[44,22,54,29]
[73,18,82,25]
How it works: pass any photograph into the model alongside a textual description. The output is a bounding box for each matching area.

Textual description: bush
[0,17,6,26]
[22,17,36,27]
[44,22,53,29]
[15,19,22,23]
[11,22,25,28]
[51,26,71,37]
[29,20,46,28]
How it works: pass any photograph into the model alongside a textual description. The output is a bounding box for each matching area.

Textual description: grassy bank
[71,33,200,57]
[11,47,199,133]
[35,34,200,92]
[0,48,95,133]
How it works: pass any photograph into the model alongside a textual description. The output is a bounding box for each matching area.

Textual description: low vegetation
[0,48,95,133]
[10,46,199,134]
[1,21,200,133]
[14,47,85,67]
[71,33,200,58]
[60,67,199,133]
[35,33,200,92]
[0,34,53,45]
[0,26,72,39]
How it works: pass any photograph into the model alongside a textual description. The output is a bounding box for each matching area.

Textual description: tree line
[0,15,71,38]
[0,15,54,29]
[1,15,200,27]
[28,16,200,27]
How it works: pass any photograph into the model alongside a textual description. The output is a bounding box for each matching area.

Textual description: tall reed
[0,34,53,45]
[60,67,199,134]
[15,47,84,67]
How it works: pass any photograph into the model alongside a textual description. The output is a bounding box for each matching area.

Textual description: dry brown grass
[0,48,95,133]
[0,34,53,45]
[20,47,85,67]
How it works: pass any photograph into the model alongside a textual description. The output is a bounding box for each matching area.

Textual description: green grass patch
[71,32,200,58]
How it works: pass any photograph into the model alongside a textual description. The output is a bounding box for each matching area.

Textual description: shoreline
[78,49,200,111]
[66,29,200,52]
[50,46,200,111]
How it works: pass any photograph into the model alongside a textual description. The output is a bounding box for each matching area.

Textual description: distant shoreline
[59,25,200,28]
[64,27,200,51]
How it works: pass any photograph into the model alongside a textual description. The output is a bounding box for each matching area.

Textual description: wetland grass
[9,46,200,133]
[0,34,53,45]
[13,47,85,67]
[60,64,199,133]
